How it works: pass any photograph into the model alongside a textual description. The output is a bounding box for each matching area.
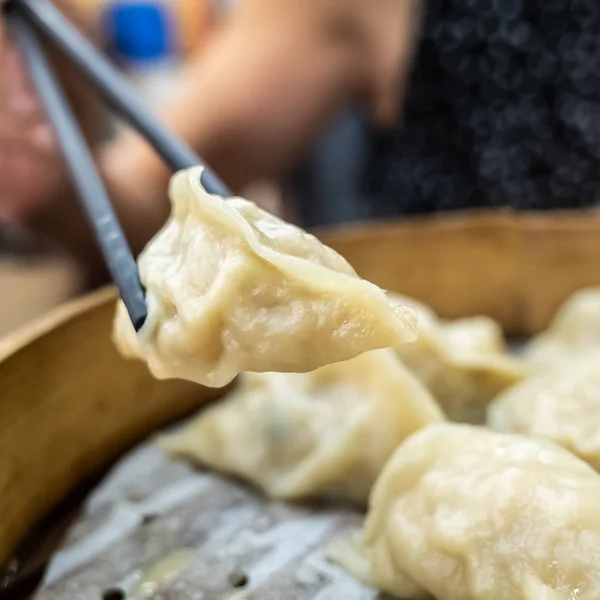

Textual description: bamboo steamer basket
[2,211,600,589]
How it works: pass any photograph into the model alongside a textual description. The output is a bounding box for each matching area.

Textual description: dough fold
[390,294,525,423]
[488,349,600,471]
[525,287,600,370]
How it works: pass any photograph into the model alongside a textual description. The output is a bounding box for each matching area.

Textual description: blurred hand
[361,0,422,127]
[0,1,106,224]
[2,0,423,281]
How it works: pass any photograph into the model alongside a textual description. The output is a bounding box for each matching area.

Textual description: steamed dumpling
[355,423,600,599]
[488,349,600,471]
[113,167,416,387]
[160,349,444,504]
[390,294,526,423]
[524,287,600,370]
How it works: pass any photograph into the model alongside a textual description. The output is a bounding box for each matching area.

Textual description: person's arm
[31,0,421,280]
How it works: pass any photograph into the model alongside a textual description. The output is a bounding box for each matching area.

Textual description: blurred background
[3,0,600,336]
[0,0,344,335]
[0,0,239,335]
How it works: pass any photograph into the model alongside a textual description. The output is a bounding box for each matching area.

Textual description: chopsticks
[3,0,232,330]
[5,9,148,330]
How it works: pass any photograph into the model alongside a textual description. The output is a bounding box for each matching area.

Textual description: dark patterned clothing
[364,0,600,217]
[293,0,600,226]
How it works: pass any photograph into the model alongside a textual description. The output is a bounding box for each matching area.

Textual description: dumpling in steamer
[112,167,416,388]
[160,349,444,504]
[488,349,600,471]
[389,294,526,423]
[351,423,600,600]
[525,287,600,370]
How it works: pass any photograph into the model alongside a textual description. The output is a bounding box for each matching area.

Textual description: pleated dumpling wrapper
[525,287,600,371]
[389,294,526,423]
[112,167,416,388]
[160,349,444,504]
[488,349,600,471]
[339,423,600,600]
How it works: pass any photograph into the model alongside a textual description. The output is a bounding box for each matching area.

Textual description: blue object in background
[104,1,174,64]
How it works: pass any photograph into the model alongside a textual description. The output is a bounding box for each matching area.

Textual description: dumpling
[389,294,526,423]
[525,287,600,370]
[438,317,505,355]
[160,349,444,504]
[351,423,600,599]
[112,167,416,387]
[488,349,600,471]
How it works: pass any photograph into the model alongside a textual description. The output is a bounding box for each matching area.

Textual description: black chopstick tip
[132,315,147,332]
[122,286,147,332]
[131,308,147,332]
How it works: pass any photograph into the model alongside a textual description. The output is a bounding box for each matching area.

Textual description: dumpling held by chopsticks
[113,167,416,387]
